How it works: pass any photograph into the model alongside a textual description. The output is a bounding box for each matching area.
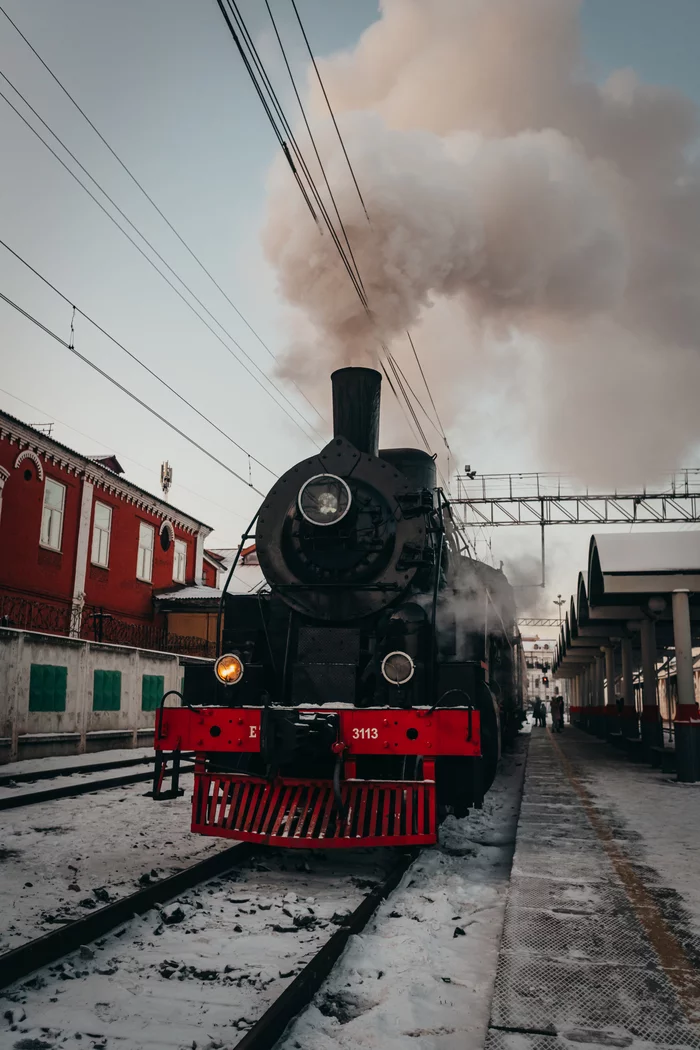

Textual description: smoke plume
[262,0,700,479]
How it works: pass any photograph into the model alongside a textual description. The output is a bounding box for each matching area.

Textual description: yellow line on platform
[546,729,700,1027]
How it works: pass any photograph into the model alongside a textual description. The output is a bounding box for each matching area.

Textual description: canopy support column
[640,618,663,757]
[672,590,700,781]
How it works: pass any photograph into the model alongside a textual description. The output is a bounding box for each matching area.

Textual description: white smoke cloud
[262,0,700,481]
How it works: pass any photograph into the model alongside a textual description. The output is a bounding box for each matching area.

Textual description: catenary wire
[212,0,320,226]
[0,2,325,427]
[388,350,446,446]
[218,1,450,476]
[284,3,451,468]
[214,0,370,311]
[0,236,276,479]
[263,0,367,300]
[288,0,370,223]
[0,77,323,445]
[0,288,266,497]
[406,330,449,443]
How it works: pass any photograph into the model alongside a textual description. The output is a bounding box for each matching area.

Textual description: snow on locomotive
[154,367,524,847]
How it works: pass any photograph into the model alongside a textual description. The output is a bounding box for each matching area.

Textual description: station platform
[486,725,700,1049]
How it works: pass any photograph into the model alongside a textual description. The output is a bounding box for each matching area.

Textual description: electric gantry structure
[451,469,700,594]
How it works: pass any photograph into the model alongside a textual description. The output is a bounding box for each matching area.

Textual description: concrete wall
[0,627,209,763]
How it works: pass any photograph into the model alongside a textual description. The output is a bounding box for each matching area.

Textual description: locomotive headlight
[381,651,415,686]
[214,653,244,685]
[298,473,351,527]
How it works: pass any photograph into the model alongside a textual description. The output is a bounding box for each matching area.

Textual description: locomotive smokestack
[331,366,382,456]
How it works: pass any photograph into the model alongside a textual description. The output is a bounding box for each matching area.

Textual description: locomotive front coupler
[259,708,339,771]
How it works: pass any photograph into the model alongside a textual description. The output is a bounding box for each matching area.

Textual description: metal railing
[0,594,214,658]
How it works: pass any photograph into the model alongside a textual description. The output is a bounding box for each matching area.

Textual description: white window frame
[136,522,155,582]
[40,478,66,551]
[91,501,112,568]
[173,538,187,584]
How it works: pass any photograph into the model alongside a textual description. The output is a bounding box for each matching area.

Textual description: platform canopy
[588,531,700,604]
[553,531,700,674]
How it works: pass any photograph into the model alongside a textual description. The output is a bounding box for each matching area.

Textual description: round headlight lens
[381,651,415,686]
[298,473,351,527]
[215,653,244,685]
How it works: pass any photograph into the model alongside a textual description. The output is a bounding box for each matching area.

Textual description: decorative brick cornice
[14,449,44,480]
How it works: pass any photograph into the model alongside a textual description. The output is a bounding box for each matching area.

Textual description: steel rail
[0,842,255,990]
[0,765,194,810]
[235,848,418,1050]
[0,752,193,788]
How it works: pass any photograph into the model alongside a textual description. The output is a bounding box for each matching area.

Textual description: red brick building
[0,409,212,648]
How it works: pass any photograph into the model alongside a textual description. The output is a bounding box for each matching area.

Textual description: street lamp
[553,593,565,625]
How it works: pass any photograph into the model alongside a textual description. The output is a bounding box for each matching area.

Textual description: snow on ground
[575,736,700,948]
[0,848,395,1050]
[277,736,528,1050]
[0,748,154,779]
[0,773,232,952]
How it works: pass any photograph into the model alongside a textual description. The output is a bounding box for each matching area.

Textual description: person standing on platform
[550,696,561,732]
[556,695,565,731]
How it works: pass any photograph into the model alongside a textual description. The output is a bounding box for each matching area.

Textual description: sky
[1,0,699,618]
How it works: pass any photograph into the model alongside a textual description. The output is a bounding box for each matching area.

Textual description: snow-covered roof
[156,585,222,602]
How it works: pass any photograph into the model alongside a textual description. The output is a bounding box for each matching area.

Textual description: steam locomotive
[154,367,524,847]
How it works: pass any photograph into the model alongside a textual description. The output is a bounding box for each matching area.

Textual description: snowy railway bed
[0,843,406,1050]
[0,777,233,953]
[0,842,255,991]
[0,745,529,1050]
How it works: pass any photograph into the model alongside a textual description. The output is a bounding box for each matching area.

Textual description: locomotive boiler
[154,367,524,847]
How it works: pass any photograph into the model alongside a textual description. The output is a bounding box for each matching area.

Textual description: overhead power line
[263,0,366,300]
[214,0,449,474]
[288,0,370,223]
[0,2,324,425]
[0,235,276,479]
[0,287,266,497]
[214,0,369,311]
[284,2,451,471]
[406,330,449,444]
[0,75,323,446]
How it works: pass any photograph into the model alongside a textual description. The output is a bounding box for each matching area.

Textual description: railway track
[0,761,194,810]
[0,752,192,788]
[0,842,254,991]
[0,843,415,1049]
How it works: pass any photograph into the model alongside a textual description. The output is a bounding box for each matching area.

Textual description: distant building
[155,544,265,650]
[522,636,560,706]
[0,408,212,650]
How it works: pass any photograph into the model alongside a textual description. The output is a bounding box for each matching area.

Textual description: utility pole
[553,593,565,625]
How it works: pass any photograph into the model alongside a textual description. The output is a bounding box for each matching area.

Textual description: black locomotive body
[155,367,524,847]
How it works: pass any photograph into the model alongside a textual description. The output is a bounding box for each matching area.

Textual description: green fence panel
[29,664,67,712]
[142,674,164,711]
[93,669,122,711]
